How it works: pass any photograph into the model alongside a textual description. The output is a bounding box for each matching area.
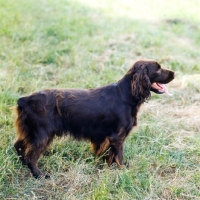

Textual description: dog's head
[130,60,175,101]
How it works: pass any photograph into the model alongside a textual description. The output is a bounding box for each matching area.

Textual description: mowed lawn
[0,0,200,199]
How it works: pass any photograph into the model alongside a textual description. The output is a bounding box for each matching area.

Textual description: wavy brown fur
[14,60,175,178]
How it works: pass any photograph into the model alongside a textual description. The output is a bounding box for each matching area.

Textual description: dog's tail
[13,97,29,141]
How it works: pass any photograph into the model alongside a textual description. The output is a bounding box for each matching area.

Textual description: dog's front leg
[106,134,125,167]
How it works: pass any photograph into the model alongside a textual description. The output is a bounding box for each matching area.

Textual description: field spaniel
[14,60,175,178]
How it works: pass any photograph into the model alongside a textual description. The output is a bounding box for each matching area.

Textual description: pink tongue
[157,83,172,96]
[152,83,173,96]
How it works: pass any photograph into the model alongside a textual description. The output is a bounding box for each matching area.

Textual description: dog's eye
[157,68,162,73]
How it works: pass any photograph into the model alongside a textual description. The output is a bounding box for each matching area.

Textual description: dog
[14,60,175,178]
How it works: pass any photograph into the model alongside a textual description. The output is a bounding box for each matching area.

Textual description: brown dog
[14,60,175,178]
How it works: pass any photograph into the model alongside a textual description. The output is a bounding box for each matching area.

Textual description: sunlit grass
[78,0,200,20]
[0,0,200,199]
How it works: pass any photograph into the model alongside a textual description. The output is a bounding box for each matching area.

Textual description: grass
[0,0,200,199]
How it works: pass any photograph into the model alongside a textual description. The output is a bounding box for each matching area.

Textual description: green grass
[0,0,200,199]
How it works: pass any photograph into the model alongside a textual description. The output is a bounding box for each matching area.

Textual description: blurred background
[0,0,200,199]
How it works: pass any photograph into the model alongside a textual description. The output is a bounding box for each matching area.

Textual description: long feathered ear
[131,68,151,102]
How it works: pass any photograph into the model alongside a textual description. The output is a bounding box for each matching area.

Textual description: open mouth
[151,83,172,96]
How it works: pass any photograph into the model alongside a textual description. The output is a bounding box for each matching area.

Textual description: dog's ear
[131,68,151,101]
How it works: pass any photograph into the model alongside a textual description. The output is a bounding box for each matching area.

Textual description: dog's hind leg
[24,131,53,179]
[25,143,50,178]
[14,140,26,164]
[25,151,43,178]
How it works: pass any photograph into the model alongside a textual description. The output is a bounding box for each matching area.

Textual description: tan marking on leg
[107,151,115,166]
[96,137,110,156]
[114,155,122,167]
